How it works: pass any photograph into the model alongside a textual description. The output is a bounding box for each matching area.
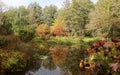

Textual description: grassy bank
[34,36,101,46]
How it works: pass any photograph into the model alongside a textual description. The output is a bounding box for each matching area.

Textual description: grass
[34,36,101,46]
[47,40,57,45]
[82,37,101,42]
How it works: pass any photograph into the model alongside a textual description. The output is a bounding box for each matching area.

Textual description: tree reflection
[50,46,68,65]
[64,46,86,75]
[50,46,86,75]
[42,56,57,71]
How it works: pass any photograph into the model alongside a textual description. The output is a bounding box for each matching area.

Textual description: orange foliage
[36,24,50,39]
[51,19,68,36]
[50,46,68,65]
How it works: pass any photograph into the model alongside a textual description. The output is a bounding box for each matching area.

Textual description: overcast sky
[0,0,98,9]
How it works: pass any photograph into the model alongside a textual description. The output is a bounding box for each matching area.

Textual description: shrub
[18,27,35,42]
[80,39,120,75]
[0,51,27,72]
[0,37,9,48]
[0,18,13,35]
[3,21,13,35]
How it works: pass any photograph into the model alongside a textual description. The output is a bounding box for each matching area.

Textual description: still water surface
[25,59,71,75]
[6,46,86,75]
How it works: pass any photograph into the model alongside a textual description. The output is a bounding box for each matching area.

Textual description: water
[25,58,71,75]
[26,64,67,75]
[4,46,86,75]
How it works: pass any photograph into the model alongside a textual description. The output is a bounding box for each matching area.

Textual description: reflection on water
[5,46,86,75]
[26,66,62,75]
[25,55,71,75]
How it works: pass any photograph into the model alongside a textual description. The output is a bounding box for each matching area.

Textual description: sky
[0,0,98,9]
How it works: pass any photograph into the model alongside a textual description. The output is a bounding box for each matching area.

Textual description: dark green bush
[0,19,13,35]
[18,28,35,42]
[48,40,56,45]
[0,37,9,48]
[3,21,13,35]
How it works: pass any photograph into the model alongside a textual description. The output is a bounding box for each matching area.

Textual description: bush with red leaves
[80,38,120,75]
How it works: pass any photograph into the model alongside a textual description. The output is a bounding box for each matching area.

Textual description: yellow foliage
[51,19,67,36]
[79,60,84,68]
[36,24,50,38]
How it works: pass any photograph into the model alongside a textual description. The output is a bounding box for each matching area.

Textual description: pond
[4,46,87,75]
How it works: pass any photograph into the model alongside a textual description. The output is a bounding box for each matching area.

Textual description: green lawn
[34,36,101,46]
[82,37,101,42]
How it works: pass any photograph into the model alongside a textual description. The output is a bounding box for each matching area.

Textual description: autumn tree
[36,24,50,40]
[51,19,67,36]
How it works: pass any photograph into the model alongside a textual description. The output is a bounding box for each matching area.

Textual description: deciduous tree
[86,0,120,37]
[28,2,42,25]
[43,5,57,26]
[57,0,93,36]
[51,19,67,36]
